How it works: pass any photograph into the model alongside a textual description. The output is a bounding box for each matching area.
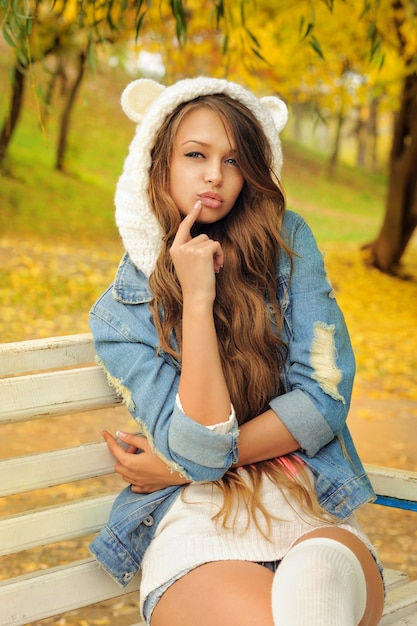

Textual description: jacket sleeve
[89,292,238,482]
[269,213,356,457]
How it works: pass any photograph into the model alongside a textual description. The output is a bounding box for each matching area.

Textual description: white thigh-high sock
[271,537,367,626]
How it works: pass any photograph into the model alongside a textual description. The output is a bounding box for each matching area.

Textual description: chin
[200,208,231,224]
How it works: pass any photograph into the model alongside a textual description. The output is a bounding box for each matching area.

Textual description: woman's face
[169,107,245,223]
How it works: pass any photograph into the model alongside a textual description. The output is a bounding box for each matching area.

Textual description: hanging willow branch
[1,0,386,68]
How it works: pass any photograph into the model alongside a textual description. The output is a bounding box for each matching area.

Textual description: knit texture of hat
[115,77,288,277]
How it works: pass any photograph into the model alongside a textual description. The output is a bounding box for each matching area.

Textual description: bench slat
[365,465,417,505]
[0,333,95,376]
[0,495,116,555]
[0,441,115,497]
[385,570,412,592]
[0,366,120,424]
[375,496,417,512]
[0,558,140,626]
[389,616,417,626]
[380,579,417,625]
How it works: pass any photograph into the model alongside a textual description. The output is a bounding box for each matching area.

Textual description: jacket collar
[112,253,153,304]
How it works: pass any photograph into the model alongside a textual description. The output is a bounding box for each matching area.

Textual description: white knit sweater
[139,466,367,613]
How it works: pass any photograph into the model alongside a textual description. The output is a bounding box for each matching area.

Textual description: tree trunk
[327,110,344,179]
[356,109,367,169]
[363,71,417,275]
[41,57,67,126]
[0,62,26,166]
[368,96,379,173]
[56,50,87,171]
[291,100,304,142]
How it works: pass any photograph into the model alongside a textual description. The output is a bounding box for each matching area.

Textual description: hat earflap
[121,79,166,123]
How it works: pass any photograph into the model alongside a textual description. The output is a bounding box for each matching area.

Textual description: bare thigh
[150,561,275,626]
[293,527,385,626]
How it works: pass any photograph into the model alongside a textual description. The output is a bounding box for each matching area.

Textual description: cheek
[232,173,244,197]
[168,163,183,198]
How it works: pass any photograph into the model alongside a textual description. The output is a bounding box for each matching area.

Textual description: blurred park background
[1,1,417,624]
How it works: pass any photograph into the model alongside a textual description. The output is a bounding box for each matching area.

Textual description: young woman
[89,77,385,625]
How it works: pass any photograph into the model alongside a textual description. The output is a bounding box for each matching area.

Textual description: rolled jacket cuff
[269,389,334,456]
[168,402,239,476]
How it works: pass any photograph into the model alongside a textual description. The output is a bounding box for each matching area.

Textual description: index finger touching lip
[174,200,203,244]
[184,199,202,224]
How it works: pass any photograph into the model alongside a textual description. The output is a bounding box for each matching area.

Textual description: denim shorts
[142,560,280,625]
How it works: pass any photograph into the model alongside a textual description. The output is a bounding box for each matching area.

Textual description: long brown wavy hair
[147,94,330,533]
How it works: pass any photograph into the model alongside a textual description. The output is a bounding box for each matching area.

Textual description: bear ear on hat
[260,95,288,133]
[121,78,166,123]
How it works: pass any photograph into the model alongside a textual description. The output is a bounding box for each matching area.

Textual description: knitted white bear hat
[115,77,288,276]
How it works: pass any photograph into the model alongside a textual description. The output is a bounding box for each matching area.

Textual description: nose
[204,160,222,186]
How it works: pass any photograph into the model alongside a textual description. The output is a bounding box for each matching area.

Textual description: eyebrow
[180,139,237,152]
[180,140,210,147]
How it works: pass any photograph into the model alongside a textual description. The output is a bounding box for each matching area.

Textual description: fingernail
[99,429,104,437]
[193,200,202,210]
[116,430,126,439]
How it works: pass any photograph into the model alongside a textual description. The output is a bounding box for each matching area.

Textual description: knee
[271,536,368,626]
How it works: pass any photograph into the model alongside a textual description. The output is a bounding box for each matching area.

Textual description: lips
[198,192,223,209]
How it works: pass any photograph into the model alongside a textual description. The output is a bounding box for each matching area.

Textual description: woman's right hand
[170,201,224,303]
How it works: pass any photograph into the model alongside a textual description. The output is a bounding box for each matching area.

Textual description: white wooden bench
[1,333,416,626]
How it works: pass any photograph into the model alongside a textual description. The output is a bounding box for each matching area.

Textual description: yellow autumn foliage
[137,0,415,117]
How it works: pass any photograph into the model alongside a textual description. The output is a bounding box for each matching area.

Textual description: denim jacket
[89,210,375,587]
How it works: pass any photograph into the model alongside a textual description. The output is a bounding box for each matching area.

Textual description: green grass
[0,54,388,246]
[0,60,132,243]
[282,140,387,244]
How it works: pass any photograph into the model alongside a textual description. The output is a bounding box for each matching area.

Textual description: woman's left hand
[101,430,190,493]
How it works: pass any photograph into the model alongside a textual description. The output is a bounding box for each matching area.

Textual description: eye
[225,157,239,167]
[185,151,204,159]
